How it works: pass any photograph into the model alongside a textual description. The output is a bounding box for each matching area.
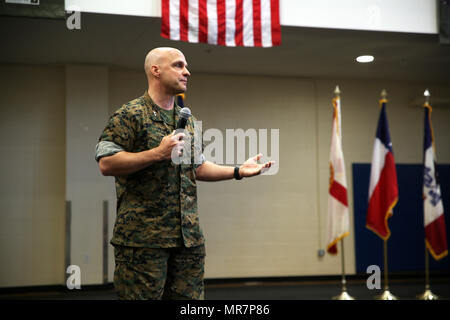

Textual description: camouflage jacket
[97,91,205,248]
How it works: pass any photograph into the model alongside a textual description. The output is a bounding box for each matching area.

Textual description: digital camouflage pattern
[114,245,205,300]
[98,91,205,248]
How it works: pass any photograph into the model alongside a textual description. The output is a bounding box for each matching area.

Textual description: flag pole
[375,239,397,300]
[332,238,355,300]
[375,89,397,301]
[330,86,354,301]
[418,89,439,300]
[418,241,438,300]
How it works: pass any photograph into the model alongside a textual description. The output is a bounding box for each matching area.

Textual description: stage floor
[1,276,450,300]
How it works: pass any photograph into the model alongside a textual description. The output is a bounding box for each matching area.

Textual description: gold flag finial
[381,89,387,99]
[334,85,341,97]
[424,89,431,105]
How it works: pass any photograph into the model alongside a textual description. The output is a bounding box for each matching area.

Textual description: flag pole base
[375,290,398,300]
[332,290,355,300]
[417,289,438,300]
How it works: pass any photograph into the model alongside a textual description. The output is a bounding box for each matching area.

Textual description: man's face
[159,50,191,95]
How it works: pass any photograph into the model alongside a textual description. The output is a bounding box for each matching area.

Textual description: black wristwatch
[234,166,243,180]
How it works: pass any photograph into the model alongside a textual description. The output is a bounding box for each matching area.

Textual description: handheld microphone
[174,107,191,159]
[177,107,191,129]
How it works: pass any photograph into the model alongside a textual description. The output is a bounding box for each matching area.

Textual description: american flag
[161,0,281,47]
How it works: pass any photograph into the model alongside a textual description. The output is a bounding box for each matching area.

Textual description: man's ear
[151,65,160,78]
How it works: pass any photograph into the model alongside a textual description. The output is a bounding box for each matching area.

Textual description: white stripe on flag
[225,0,236,46]
[243,0,254,46]
[328,197,349,241]
[260,0,272,47]
[169,0,180,40]
[368,138,388,198]
[163,0,280,47]
[330,99,347,186]
[207,0,218,45]
[424,147,444,226]
[188,0,199,43]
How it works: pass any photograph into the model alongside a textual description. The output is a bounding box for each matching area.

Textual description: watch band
[234,166,243,180]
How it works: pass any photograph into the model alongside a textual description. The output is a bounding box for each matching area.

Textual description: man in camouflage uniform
[95,47,273,300]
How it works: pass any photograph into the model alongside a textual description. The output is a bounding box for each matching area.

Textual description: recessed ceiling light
[356,55,374,63]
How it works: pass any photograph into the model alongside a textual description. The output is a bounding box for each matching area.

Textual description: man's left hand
[239,153,275,178]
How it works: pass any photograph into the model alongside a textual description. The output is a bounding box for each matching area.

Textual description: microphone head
[180,107,191,119]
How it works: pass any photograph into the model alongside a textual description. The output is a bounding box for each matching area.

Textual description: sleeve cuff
[194,153,206,170]
[95,141,125,162]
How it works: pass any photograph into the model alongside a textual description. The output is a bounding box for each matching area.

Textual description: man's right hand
[99,131,186,177]
[156,131,186,161]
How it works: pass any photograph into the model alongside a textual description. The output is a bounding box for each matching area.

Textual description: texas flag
[366,98,398,240]
[423,103,448,260]
[327,95,349,254]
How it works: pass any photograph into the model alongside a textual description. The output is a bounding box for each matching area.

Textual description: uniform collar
[143,91,181,124]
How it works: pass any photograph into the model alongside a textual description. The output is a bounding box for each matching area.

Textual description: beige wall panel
[0,65,65,287]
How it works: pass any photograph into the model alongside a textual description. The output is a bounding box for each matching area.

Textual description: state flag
[366,98,398,240]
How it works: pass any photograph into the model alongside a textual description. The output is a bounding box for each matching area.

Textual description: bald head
[144,47,184,77]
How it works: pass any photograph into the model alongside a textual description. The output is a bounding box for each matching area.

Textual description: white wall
[65,65,116,285]
[65,0,438,34]
[280,0,437,34]
[65,0,161,17]
[0,66,66,287]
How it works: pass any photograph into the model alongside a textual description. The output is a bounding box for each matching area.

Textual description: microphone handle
[177,117,188,129]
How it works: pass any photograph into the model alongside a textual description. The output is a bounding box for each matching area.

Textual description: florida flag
[423,103,448,260]
[366,98,398,240]
[327,96,349,254]
[161,0,281,47]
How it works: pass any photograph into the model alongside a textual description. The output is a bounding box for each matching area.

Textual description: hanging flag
[423,103,448,260]
[177,93,186,108]
[366,97,398,240]
[327,94,349,254]
[161,0,281,47]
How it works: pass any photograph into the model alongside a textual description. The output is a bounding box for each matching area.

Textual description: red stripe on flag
[366,152,398,240]
[425,214,448,260]
[217,0,226,46]
[327,244,337,255]
[253,0,262,47]
[235,0,244,46]
[161,0,170,39]
[199,0,208,43]
[162,0,281,47]
[270,0,281,45]
[180,0,189,42]
[329,180,348,207]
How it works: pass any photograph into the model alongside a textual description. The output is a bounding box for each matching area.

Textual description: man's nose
[183,67,191,77]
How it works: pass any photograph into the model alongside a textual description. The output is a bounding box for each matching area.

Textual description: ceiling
[1,12,450,82]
